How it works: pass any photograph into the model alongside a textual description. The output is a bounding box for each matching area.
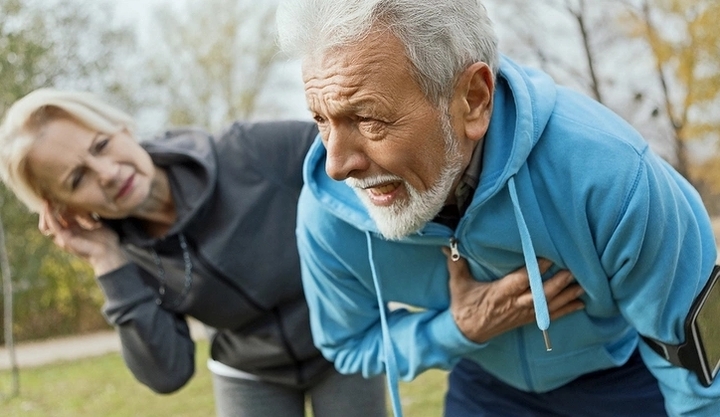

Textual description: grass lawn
[0,339,448,416]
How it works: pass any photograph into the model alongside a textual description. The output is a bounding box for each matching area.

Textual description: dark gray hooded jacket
[96,120,329,393]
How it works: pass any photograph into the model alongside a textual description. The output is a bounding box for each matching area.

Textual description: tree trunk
[0,199,20,398]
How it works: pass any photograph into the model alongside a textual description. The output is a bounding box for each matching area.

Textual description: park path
[0,318,206,370]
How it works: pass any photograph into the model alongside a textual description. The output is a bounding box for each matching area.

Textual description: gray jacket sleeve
[96,263,195,394]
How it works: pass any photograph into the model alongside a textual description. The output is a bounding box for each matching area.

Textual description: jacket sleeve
[96,263,195,394]
[597,152,720,416]
[296,188,483,381]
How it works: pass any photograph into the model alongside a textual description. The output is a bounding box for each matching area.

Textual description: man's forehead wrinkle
[303,35,409,117]
[350,91,396,114]
[310,75,399,112]
[304,62,362,94]
[306,83,359,110]
[310,89,397,119]
[305,71,364,114]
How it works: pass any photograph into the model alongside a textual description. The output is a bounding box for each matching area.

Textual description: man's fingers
[548,283,584,309]
[549,298,585,320]
[537,258,553,274]
[514,290,535,309]
[502,258,553,294]
[542,270,575,298]
[496,266,533,294]
[515,271,583,312]
[543,271,585,318]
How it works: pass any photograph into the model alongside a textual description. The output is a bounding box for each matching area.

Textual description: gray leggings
[211,370,387,417]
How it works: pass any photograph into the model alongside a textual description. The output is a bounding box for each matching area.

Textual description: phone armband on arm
[642,265,720,387]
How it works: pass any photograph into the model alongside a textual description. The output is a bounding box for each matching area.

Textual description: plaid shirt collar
[432,140,484,230]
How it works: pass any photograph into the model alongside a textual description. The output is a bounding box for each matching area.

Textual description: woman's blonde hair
[0,88,135,213]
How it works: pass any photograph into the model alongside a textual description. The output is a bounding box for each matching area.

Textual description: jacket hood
[474,56,556,203]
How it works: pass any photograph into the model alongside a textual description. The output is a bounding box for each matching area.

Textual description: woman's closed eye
[93,135,111,154]
[67,134,112,190]
[70,168,86,190]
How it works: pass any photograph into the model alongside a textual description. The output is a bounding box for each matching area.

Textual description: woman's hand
[39,202,128,275]
[443,248,585,344]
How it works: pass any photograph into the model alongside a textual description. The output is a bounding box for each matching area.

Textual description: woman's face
[26,117,156,219]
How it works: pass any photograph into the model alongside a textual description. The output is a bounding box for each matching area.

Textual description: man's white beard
[347,112,465,240]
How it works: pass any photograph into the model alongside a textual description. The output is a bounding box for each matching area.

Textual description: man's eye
[358,118,385,135]
[313,115,326,124]
[357,115,384,125]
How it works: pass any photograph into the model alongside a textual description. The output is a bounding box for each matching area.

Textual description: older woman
[0,89,387,417]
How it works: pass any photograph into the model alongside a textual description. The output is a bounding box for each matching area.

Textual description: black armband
[642,265,720,387]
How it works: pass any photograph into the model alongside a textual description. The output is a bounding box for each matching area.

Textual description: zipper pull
[449,237,460,262]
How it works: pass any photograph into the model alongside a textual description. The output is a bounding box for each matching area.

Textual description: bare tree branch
[639,0,691,179]
[568,0,604,103]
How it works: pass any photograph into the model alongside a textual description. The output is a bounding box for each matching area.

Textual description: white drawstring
[508,177,552,350]
[367,231,404,417]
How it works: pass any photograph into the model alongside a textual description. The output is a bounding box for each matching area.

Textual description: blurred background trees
[0,0,719,344]
[0,0,138,344]
[145,0,290,131]
[624,0,720,189]
[486,0,720,210]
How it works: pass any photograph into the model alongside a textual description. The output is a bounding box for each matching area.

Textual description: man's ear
[455,62,494,142]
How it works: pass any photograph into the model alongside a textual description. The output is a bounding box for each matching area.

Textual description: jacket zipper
[449,234,537,389]
[449,237,461,261]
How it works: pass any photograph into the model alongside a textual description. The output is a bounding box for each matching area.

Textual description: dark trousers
[444,350,667,417]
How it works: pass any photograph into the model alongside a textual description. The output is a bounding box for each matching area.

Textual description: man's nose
[324,125,370,181]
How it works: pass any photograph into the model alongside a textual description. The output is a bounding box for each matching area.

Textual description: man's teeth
[372,183,398,194]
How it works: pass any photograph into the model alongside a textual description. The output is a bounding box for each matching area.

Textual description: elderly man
[276,0,720,416]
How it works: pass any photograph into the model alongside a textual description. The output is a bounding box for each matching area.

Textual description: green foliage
[0,0,138,111]
[0,0,136,343]
[0,188,109,343]
[0,0,52,115]
[623,0,720,183]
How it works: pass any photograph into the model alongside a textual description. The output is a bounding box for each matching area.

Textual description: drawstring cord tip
[542,330,552,352]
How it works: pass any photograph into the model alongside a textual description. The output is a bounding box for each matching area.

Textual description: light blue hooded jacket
[296,56,719,416]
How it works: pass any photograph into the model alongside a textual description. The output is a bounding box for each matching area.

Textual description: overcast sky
[112,0,172,41]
